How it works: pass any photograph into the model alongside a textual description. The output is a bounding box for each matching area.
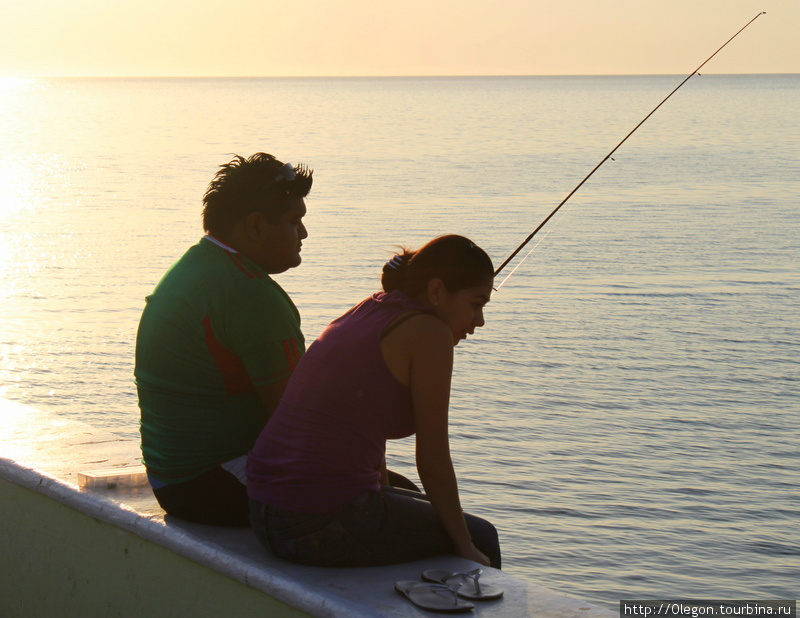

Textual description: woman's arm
[379,456,390,485]
[407,316,491,566]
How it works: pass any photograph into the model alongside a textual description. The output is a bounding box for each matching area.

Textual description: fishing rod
[494,11,767,287]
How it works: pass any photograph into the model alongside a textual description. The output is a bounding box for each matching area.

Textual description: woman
[246,234,501,568]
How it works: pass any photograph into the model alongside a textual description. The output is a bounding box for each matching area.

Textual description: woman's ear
[426,277,446,308]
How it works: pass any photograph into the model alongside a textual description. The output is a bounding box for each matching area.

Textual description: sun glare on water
[0,76,36,96]
[0,161,37,220]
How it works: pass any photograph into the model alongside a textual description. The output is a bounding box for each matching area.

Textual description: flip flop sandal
[421,568,504,601]
[394,580,475,613]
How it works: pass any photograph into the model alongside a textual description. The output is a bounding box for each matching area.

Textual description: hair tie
[385,255,405,270]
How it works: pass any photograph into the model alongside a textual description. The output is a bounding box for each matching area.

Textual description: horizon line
[2,71,796,80]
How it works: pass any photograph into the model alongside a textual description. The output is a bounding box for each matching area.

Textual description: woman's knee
[464,513,502,569]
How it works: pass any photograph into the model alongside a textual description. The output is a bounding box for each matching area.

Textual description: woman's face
[433,278,493,346]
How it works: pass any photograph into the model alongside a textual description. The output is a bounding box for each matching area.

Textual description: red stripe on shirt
[223,251,264,279]
[290,339,302,367]
[202,315,255,395]
[282,339,301,371]
[234,253,264,279]
[282,340,295,370]
[223,251,253,278]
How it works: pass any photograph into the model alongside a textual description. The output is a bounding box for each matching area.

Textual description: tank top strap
[379,311,426,341]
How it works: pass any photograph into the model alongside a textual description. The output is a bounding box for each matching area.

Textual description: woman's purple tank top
[246,290,433,513]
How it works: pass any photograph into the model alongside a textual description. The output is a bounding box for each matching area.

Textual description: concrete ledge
[0,399,615,617]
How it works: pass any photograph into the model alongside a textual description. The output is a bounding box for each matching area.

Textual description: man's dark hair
[202,153,313,237]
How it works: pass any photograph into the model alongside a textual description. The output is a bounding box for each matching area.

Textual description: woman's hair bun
[381,249,414,292]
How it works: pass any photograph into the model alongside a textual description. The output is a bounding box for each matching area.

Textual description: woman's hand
[454,540,491,566]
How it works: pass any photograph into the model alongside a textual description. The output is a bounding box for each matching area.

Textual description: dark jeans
[250,486,501,569]
[386,470,420,492]
[151,466,419,528]
[152,465,250,527]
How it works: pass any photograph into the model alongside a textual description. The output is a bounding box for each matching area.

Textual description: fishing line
[493,11,766,284]
[495,205,575,290]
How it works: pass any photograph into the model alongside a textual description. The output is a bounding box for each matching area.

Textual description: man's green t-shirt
[135,237,304,484]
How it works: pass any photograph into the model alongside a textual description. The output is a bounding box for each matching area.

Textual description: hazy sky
[0,1,795,77]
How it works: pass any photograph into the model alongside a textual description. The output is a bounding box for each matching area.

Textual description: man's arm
[255,376,291,419]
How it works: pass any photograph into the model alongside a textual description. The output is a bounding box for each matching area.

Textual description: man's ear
[243,211,267,241]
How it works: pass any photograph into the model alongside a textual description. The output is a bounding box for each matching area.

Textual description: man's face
[254,198,308,274]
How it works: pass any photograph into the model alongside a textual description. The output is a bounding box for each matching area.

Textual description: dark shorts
[151,465,250,527]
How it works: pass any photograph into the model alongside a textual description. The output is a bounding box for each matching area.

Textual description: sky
[0,0,796,77]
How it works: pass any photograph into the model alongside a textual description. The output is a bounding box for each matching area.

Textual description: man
[135,153,312,526]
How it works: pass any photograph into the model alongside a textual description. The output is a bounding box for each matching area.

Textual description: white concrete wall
[0,474,307,618]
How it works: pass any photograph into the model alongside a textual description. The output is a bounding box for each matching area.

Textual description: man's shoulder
[147,240,298,320]
[160,239,276,290]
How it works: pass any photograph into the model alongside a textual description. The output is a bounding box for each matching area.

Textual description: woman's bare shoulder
[382,312,451,355]
[381,313,451,386]
[395,313,449,338]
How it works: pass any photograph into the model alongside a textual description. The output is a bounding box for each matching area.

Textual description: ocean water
[0,75,797,607]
